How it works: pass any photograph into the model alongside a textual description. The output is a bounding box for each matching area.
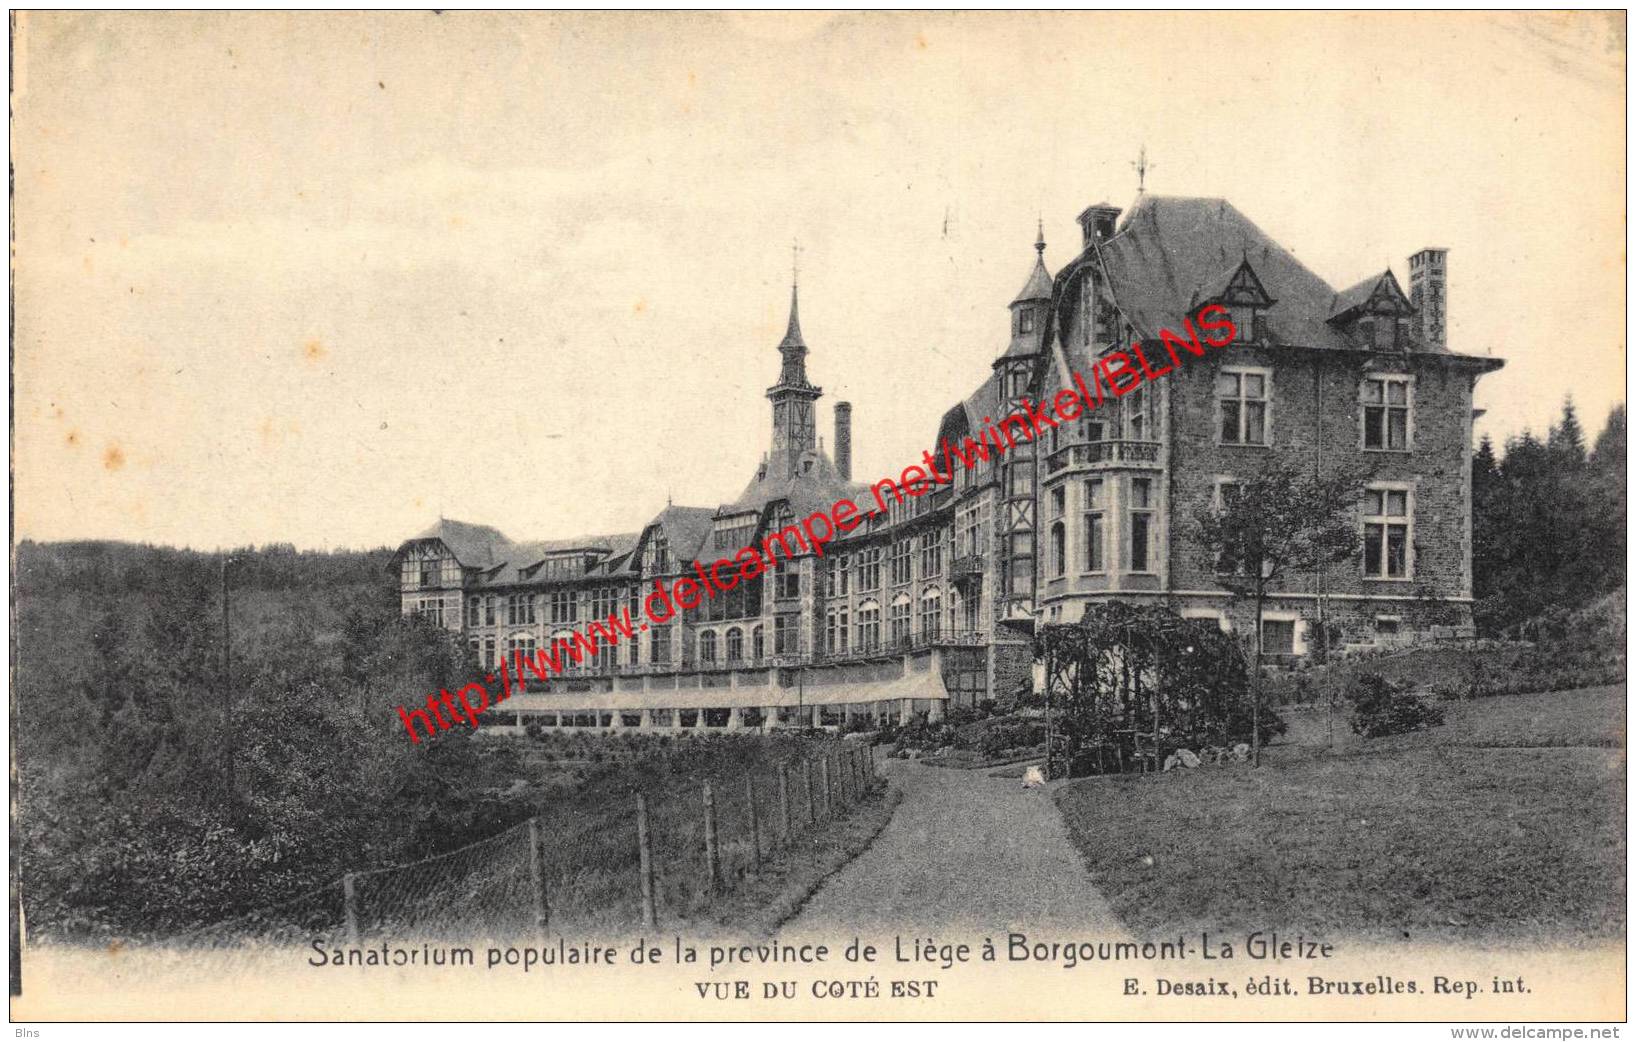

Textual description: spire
[780,280,805,350]
[1012,226,1053,305]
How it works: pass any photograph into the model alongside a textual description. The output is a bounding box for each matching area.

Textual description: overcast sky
[13,11,1625,551]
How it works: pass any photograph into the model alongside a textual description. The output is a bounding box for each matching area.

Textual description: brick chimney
[1077,203,1121,248]
[834,402,852,481]
[1409,248,1448,349]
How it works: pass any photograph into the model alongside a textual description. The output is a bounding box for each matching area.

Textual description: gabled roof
[1092,195,1357,352]
[397,518,639,586]
[1329,268,1414,323]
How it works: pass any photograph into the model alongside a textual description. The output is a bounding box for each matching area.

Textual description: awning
[501,667,948,714]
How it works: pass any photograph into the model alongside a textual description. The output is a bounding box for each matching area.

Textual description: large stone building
[392,193,1503,732]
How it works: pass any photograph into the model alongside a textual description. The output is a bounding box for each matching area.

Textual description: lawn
[1054,685,1626,946]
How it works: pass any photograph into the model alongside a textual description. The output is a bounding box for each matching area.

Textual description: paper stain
[303,338,327,363]
[103,444,125,471]
[65,429,80,448]
[915,32,929,50]
[633,300,647,314]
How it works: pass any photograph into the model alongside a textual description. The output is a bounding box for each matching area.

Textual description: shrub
[1346,672,1446,738]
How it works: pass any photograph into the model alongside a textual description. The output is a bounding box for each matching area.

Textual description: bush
[1346,672,1445,738]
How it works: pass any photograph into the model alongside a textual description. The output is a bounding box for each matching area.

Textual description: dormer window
[1229,305,1259,342]
[1018,308,1035,335]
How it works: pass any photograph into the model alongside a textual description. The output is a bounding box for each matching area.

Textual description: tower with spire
[992,226,1054,622]
[766,276,823,479]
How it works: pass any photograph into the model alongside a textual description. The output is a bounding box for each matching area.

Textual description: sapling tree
[1193,460,1365,766]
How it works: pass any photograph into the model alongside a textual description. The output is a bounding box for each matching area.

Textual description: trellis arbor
[1036,604,1270,779]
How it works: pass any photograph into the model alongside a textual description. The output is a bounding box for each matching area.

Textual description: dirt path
[783,758,1129,937]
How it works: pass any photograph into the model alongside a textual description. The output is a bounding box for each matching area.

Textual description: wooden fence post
[805,758,816,826]
[635,793,656,929]
[746,774,762,871]
[527,817,550,937]
[777,765,791,843]
[342,873,360,945]
[703,782,721,893]
[819,756,831,819]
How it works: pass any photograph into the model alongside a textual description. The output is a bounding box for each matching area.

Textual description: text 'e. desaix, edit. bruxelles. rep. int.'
[395,303,1239,744]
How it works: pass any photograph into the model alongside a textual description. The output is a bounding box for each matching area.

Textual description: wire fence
[171,742,882,952]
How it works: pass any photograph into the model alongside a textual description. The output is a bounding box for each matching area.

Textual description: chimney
[1409,248,1448,349]
[1077,203,1122,248]
[834,402,852,481]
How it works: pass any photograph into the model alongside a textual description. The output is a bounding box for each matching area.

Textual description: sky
[12,11,1626,551]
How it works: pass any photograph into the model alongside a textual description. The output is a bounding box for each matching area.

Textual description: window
[774,613,798,654]
[1217,369,1269,445]
[858,548,881,592]
[1083,479,1106,572]
[725,627,743,663]
[889,597,911,647]
[1049,485,1065,520]
[751,625,764,661]
[590,587,616,620]
[419,561,437,589]
[550,632,574,669]
[856,602,880,652]
[649,624,670,664]
[466,597,481,627]
[1123,383,1149,441]
[1128,478,1154,573]
[1375,616,1401,638]
[1080,418,1106,443]
[919,531,942,578]
[484,595,496,626]
[506,593,532,626]
[962,585,982,631]
[825,609,850,654]
[776,570,800,600]
[1363,486,1412,579]
[1212,478,1251,575]
[826,557,850,598]
[920,589,942,637]
[1262,618,1296,656]
[1230,305,1258,342]
[699,630,717,665]
[891,539,912,586]
[1050,522,1066,578]
[1018,308,1035,335]
[959,505,984,558]
[550,590,577,625]
[507,633,536,664]
[1008,465,1032,497]
[1363,377,1411,450]
[483,637,496,669]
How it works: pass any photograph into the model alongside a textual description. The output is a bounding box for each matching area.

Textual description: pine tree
[1549,396,1587,463]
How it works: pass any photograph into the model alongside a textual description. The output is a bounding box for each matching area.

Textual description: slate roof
[400,517,640,586]
[1092,195,1365,353]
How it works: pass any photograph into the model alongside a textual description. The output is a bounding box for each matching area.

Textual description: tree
[1548,396,1587,464]
[1193,460,1365,766]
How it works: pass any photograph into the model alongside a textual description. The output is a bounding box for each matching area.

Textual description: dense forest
[12,541,525,939]
[1472,400,1626,635]
[10,401,1625,938]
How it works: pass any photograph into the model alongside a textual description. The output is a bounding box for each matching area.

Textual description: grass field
[1054,685,1626,946]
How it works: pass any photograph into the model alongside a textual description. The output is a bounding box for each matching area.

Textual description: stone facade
[392,192,1503,733]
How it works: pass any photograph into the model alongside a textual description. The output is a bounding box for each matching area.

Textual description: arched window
[1051,521,1067,578]
[856,599,881,652]
[725,627,743,663]
[751,625,764,662]
[920,588,942,639]
[889,594,912,647]
[699,630,717,664]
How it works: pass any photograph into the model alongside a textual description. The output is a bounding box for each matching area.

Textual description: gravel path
[784,758,1129,937]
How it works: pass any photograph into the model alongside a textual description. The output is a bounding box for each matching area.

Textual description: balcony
[951,553,985,580]
[1045,439,1163,474]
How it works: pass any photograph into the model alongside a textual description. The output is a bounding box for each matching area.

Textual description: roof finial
[792,238,803,288]
[1131,144,1154,194]
[1035,217,1046,257]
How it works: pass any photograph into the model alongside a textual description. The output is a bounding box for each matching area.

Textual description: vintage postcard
[8,9,1627,1027]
